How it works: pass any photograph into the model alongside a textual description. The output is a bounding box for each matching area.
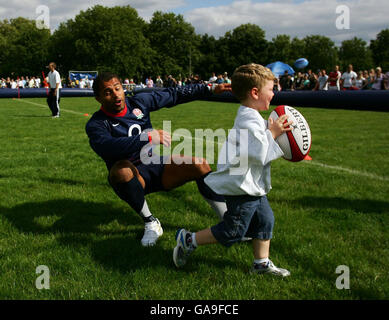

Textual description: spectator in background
[362,70,369,89]
[293,72,304,90]
[155,75,163,88]
[11,79,17,89]
[355,71,365,90]
[6,77,11,88]
[35,76,41,88]
[216,74,224,84]
[372,67,384,90]
[46,61,62,118]
[209,72,217,83]
[279,70,293,91]
[340,64,357,90]
[146,76,154,88]
[167,75,177,88]
[302,74,310,90]
[384,70,389,90]
[328,65,341,90]
[273,78,280,91]
[79,78,86,89]
[28,77,35,88]
[307,70,317,90]
[315,69,328,90]
[17,77,24,89]
[223,72,231,84]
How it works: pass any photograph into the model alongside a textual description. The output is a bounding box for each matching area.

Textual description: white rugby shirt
[205,106,284,196]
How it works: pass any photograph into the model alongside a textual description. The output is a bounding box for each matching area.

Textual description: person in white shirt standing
[173,63,293,277]
[341,64,357,90]
[47,62,62,118]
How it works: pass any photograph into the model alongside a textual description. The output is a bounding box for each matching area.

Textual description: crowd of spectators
[275,65,389,91]
[2,67,388,92]
[122,72,231,91]
[0,76,43,89]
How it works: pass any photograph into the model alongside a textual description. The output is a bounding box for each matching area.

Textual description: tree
[146,11,200,78]
[195,34,221,79]
[220,24,268,74]
[302,35,338,72]
[50,5,153,80]
[0,18,50,77]
[339,37,374,71]
[268,35,292,65]
[370,29,389,71]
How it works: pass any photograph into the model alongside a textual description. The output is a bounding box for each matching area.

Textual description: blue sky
[1,0,388,45]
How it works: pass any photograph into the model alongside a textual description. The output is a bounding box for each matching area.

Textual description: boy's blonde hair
[231,63,275,102]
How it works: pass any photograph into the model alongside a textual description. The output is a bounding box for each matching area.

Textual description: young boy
[173,63,292,276]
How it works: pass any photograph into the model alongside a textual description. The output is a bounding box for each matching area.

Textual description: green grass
[0,96,388,300]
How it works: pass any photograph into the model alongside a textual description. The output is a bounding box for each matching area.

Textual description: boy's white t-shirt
[205,106,284,197]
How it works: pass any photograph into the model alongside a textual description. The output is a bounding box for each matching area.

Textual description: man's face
[49,64,55,72]
[96,78,126,113]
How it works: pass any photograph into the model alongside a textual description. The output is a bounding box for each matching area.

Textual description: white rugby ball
[268,105,311,162]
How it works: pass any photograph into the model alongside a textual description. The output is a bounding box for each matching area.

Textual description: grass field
[0,96,388,300]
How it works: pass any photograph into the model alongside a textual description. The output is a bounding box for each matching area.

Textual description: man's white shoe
[141,218,163,247]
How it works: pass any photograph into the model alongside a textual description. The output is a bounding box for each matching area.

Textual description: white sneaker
[141,218,163,247]
[252,260,290,277]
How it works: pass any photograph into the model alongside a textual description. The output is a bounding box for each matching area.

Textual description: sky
[1,0,388,45]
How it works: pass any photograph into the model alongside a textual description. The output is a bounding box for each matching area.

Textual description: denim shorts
[211,195,274,247]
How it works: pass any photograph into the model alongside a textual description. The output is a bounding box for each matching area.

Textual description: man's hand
[268,114,293,140]
[213,83,232,94]
[149,129,171,147]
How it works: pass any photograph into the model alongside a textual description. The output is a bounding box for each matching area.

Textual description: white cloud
[0,0,387,44]
[0,0,185,29]
[185,0,389,44]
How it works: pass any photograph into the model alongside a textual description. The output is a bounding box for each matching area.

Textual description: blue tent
[266,61,295,78]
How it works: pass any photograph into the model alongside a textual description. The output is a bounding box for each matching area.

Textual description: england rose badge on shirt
[132,108,144,119]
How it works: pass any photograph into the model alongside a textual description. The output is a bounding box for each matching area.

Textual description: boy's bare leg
[194,228,218,246]
[252,239,270,260]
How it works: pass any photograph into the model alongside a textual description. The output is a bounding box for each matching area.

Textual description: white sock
[141,201,157,223]
[254,258,269,266]
[191,233,198,248]
[203,198,227,221]
[141,201,152,217]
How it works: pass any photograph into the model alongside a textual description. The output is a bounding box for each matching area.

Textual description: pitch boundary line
[12,98,86,116]
[182,135,389,182]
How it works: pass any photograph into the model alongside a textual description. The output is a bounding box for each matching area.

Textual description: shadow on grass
[0,198,240,273]
[0,199,170,271]
[0,199,139,235]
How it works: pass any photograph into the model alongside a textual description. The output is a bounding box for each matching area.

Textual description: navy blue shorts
[135,157,166,195]
[211,195,274,247]
[107,156,167,195]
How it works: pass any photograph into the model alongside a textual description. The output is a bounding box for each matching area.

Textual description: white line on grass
[182,135,389,182]
[12,98,87,116]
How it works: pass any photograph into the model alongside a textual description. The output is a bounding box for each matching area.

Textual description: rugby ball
[269,105,311,162]
[294,58,309,69]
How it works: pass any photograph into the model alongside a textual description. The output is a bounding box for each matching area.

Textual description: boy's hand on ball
[268,114,293,139]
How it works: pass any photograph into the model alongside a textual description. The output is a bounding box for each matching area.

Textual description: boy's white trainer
[252,260,290,277]
[141,218,163,247]
[173,228,195,268]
